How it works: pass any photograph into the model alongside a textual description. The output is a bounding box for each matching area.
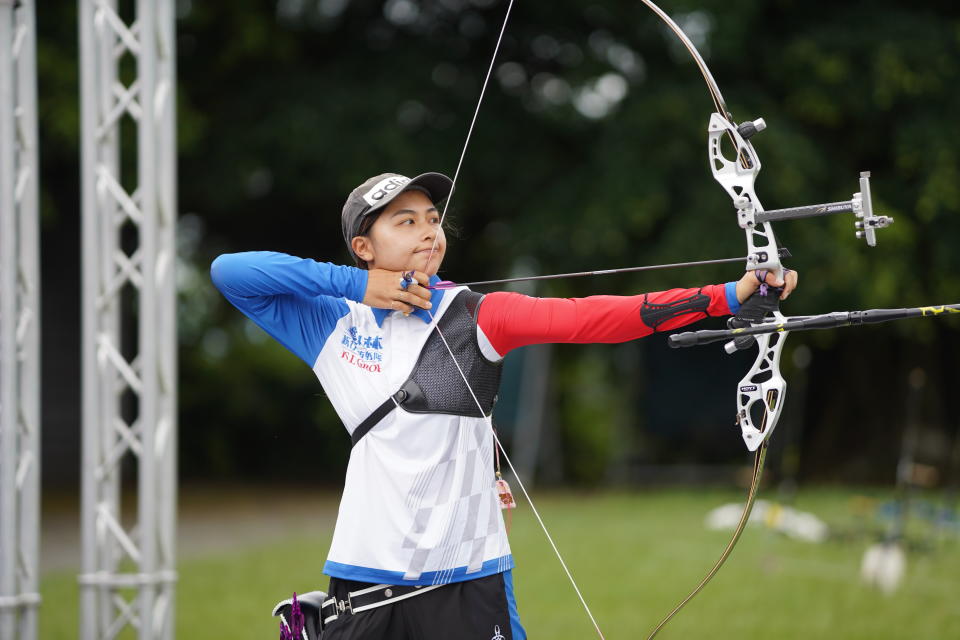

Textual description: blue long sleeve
[210,251,369,366]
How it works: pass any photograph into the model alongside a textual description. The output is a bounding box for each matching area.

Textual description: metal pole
[0,5,18,638]
[77,1,100,636]
[157,1,179,636]
[0,1,41,638]
[79,1,178,638]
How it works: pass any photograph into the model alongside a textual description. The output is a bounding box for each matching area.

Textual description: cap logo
[362,175,410,207]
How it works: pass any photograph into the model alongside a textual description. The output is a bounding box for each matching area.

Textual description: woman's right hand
[363,269,433,315]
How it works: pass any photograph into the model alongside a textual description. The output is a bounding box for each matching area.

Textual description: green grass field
[39,488,959,639]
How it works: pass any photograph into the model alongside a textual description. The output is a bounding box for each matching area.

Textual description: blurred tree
[35,1,960,486]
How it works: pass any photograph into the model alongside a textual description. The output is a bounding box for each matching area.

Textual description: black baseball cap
[341,172,453,260]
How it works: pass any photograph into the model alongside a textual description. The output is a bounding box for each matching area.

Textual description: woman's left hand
[735,268,799,304]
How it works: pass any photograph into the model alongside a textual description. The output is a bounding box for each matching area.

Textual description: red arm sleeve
[476,284,733,357]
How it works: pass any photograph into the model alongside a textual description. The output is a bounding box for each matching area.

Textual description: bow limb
[636,1,789,637]
[645,444,768,640]
[638,0,729,116]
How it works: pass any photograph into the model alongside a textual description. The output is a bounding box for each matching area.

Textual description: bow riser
[707,112,787,449]
[736,327,789,451]
[707,114,784,278]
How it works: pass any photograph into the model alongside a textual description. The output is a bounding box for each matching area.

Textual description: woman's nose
[420,221,435,240]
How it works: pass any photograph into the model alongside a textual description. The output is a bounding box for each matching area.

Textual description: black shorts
[321,571,526,640]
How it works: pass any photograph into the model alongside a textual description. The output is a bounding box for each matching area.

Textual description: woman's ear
[351,236,374,263]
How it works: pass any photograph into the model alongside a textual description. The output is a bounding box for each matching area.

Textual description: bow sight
[727,116,895,248]
[740,169,894,247]
[711,112,895,275]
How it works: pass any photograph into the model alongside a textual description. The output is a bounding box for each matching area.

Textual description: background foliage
[35,1,960,487]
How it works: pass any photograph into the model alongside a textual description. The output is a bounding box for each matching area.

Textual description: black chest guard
[351,290,502,446]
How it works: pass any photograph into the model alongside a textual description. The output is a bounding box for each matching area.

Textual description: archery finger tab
[411,270,430,287]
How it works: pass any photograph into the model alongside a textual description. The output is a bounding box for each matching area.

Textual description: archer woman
[210,171,798,640]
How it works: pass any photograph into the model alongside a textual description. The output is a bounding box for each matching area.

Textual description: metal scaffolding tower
[78,0,177,638]
[0,0,41,638]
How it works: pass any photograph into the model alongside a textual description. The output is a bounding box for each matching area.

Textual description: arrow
[429,248,792,290]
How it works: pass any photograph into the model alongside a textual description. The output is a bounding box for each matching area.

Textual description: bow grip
[726,285,784,353]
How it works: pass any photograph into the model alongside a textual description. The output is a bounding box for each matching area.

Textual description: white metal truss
[79,1,177,638]
[0,1,41,639]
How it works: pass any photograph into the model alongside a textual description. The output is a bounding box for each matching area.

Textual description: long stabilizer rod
[669,304,960,349]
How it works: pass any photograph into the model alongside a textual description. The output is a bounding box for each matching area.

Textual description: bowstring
[431,0,516,238]
[414,0,606,637]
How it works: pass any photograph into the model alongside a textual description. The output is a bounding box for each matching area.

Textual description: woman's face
[351,190,446,276]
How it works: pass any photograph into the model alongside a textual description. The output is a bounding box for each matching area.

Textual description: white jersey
[211,251,512,586]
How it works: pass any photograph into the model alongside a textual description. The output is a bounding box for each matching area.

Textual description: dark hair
[352,212,381,269]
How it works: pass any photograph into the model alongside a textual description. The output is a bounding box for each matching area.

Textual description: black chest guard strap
[351,290,502,447]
